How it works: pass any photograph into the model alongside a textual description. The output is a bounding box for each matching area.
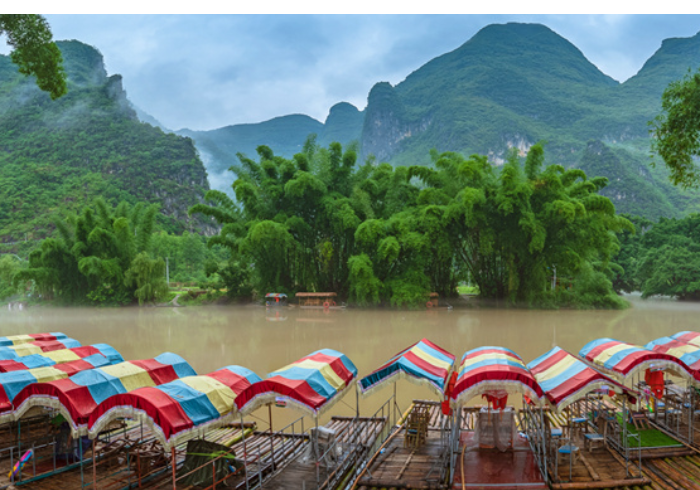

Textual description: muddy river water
[1,295,698,427]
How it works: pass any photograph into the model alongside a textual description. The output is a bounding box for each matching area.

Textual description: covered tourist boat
[8,352,196,433]
[86,365,262,489]
[265,292,288,307]
[645,334,700,445]
[0,345,124,415]
[450,346,548,490]
[236,348,358,416]
[579,337,695,458]
[351,338,456,490]
[646,335,700,374]
[0,352,196,488]
[579,338,695,383]
[528,346,648,488]
[233,348,385,490]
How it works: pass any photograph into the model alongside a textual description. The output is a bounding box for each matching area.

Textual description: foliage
[651,69,700,188]
[406,144,631,306]
[0,40,210,243]
[0,14,66,99]
[124,252,169,305]
[195,139,628,308]
[629,214,700,300]
[150,231,216,283]
[14,198,168,305]
[0,254,24,300]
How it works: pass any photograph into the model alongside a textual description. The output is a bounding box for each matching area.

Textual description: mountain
[179,104,364,191]
[189,23,700,219]
[0,40,211,243]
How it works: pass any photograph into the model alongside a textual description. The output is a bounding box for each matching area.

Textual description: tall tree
[0,14,67,99]
[651,68,700,188]
[15,199,166,304]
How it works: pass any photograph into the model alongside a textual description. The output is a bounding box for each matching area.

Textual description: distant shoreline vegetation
[188,139,631,310]
[6,137,700,309]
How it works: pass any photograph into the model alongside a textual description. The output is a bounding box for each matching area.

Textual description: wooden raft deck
[354,401,452,490]
[544,408,649,489]
[258,416,386,490]
[454,430,548,490]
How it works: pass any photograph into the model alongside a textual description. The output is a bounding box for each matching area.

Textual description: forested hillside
[0,40,210,243]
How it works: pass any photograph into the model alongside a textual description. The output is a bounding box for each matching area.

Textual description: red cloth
[482,393,508,410]
[645,369,664,399]
[441,371,457,415]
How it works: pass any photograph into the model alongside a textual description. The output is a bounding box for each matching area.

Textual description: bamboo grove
[191,139,632,308]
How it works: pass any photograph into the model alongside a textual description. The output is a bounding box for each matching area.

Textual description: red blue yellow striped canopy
[88,365,262,449]
[0,344,122,373]
[9,353,196,435]
[450,347,543,406]
[236,349,357,416]
[579,338,694,381]
[0,338,82,360]
[359,339,455,398]
[0,351,120,415]
[528,346,636,412]
[671,331,700,348]
[646,337,700,376]
[0,332,68,347]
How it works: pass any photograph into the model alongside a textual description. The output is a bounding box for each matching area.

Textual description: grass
[615,414,683,448]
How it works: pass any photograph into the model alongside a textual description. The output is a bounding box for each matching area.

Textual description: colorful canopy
[671,331,700,348]
[0,344,122,373]
[88,365,262,449]
[645,337,700,374]
[358,339,455,398]
[579,338,694,381]
[9,353,196,435]
[0,354,115,415]
[236,349,357,416]
[265,293,288,298]
[0,338,82,360]
[0,332,68,347]
[528,346,636,412]
[451,347,543,406]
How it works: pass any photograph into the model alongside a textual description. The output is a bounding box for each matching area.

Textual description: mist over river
[2,295,697,426]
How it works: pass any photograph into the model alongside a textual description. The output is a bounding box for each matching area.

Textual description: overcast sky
[4,15,700,131]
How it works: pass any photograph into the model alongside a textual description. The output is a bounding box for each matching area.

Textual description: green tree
[651,68,700,188]
[631,214,700,300]
[408,144,631,306]
[0,254,24,300]
[0,14,67,99]
[124,252,169,305]
[191,140,365,297]
[15,198,166,305]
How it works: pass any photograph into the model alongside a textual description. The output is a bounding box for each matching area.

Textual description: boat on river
[351,338,456,490]
[296,292,346,310]
[0,352,194,488]
[579,337,697,458]
[7,328,700,489]
[528,346,649,489]
[232,348,386,490]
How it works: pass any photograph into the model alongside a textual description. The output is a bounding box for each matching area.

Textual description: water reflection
[1,295,698,426]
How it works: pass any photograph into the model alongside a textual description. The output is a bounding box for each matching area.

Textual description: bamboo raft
[353,401,452,490]
[0,421,255,490]
[544,407,650,489]
[259,416,386,490]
